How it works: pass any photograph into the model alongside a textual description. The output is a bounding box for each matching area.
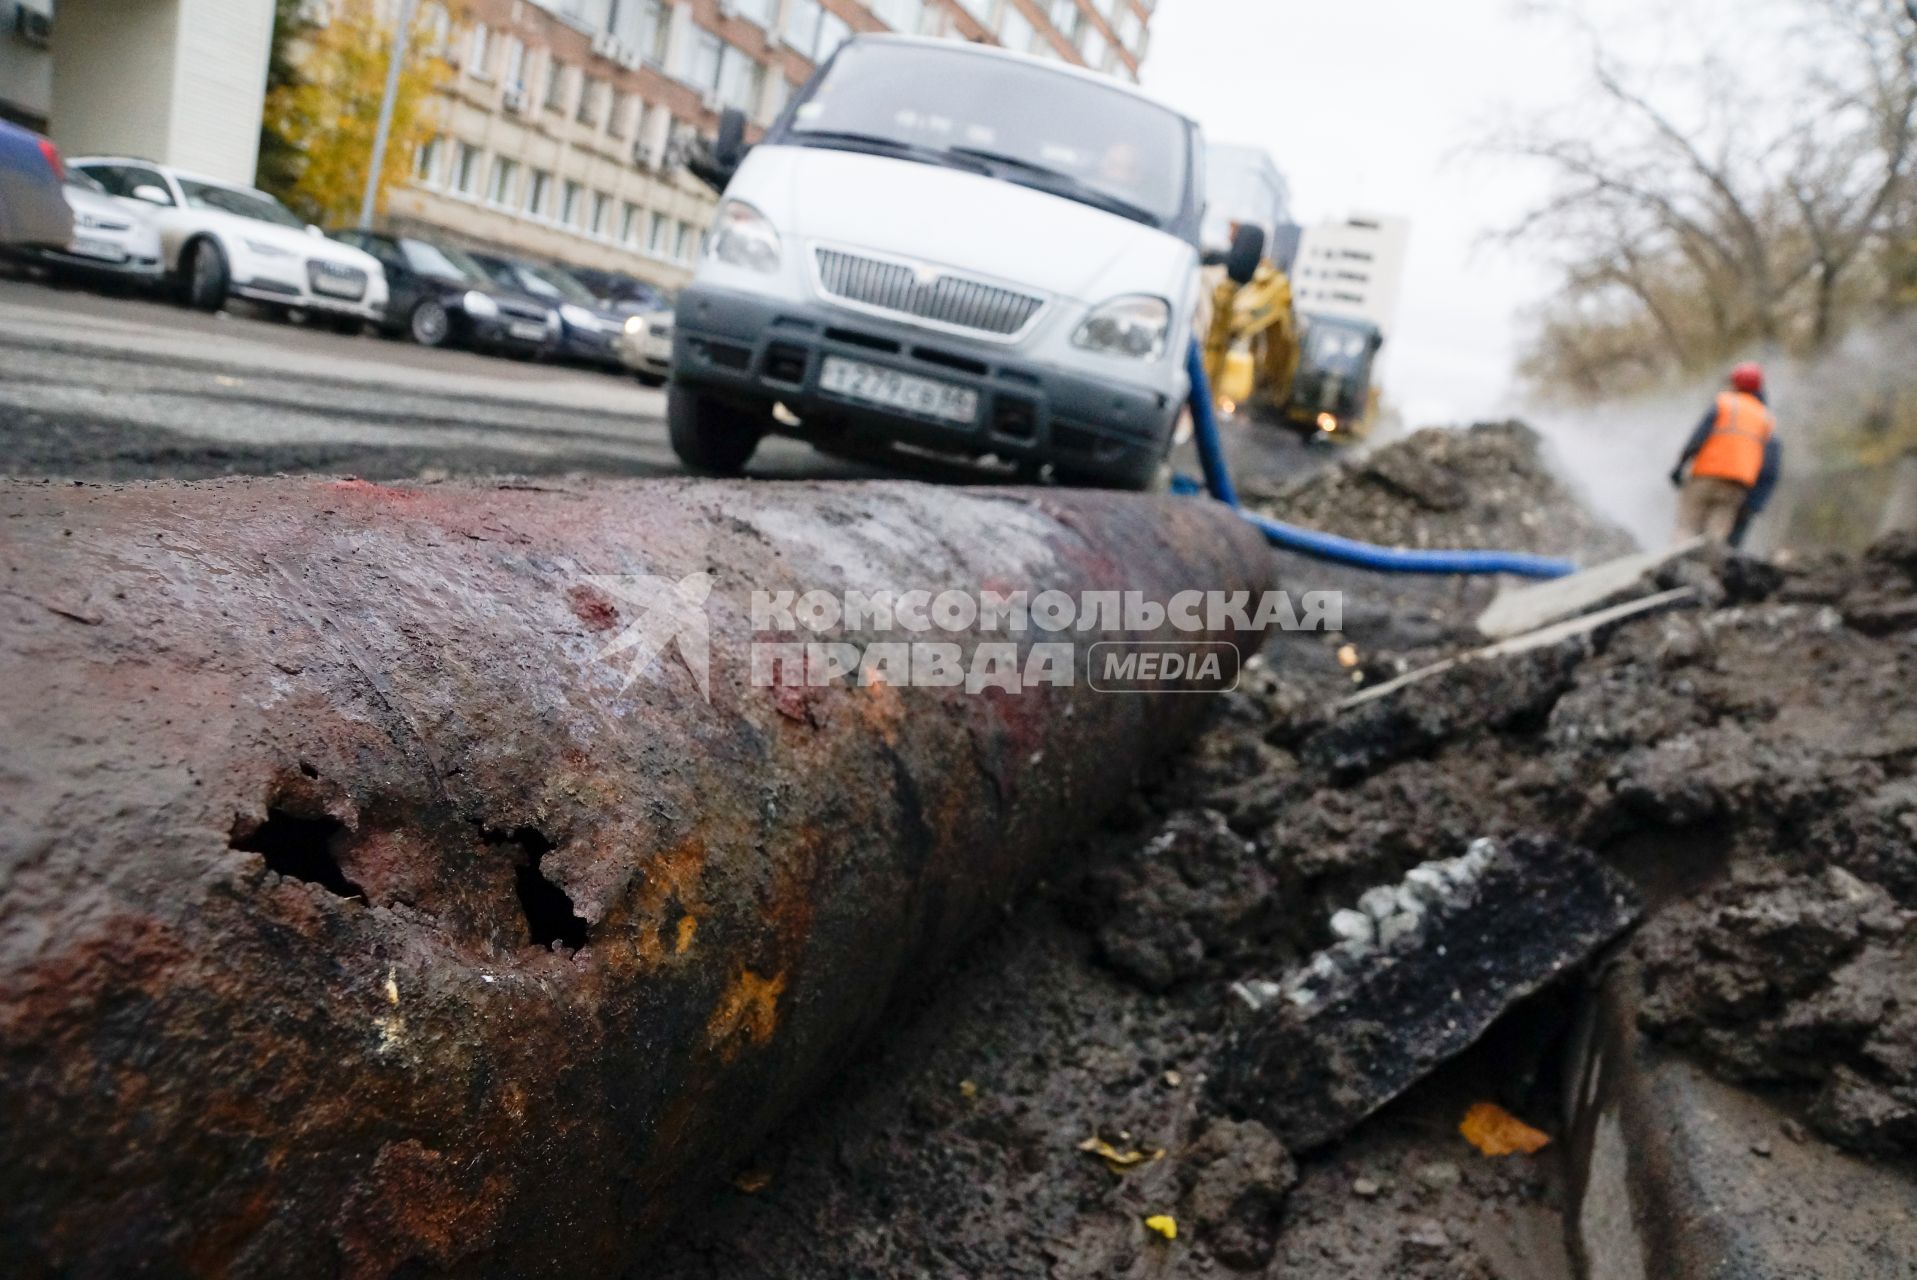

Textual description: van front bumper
[671,284,1180,483]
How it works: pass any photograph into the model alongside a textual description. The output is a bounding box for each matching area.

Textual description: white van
[668,35,1205,490]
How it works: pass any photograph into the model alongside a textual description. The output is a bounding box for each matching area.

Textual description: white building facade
[1293,212,1410,337]
[394,0,1162,289]
[8,0,276,187]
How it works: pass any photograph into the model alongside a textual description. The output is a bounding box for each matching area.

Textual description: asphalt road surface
[0,273,1322,489]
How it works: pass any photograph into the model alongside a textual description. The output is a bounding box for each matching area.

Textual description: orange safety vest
[1690,391,1775,488]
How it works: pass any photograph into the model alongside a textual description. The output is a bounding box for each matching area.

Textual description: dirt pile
[1246,422,1637,561]
[646,529,1916,1274]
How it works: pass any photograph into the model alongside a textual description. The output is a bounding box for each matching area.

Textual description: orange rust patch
[604,835,709,969]
[859,675,905,746]
[705,968,787,1061]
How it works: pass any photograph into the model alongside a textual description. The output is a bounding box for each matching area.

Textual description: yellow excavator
[1198,168,1384,443]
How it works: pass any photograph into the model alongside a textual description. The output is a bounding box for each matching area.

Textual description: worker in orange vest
[1670,362,1782,545]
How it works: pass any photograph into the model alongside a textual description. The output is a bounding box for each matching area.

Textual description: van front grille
[815,248,1043,338]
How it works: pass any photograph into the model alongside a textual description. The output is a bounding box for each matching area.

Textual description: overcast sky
[1140,0,1594,427]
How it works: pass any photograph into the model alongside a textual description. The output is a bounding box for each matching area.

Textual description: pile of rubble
[1246,421,1637,561]
[647,438,1917,1276]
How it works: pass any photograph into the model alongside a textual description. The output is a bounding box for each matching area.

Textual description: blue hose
[1181,341,1575,580]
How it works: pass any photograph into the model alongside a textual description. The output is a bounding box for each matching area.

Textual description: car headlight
[1073,295,1171,360]
[243,238,294,258]
[710,199,781,274]
[463,291,498,318]
[560,303,597,329]
[623,315,648,337]
[546,310,562,334]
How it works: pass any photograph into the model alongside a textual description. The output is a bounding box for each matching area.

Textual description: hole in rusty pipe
[233,810,365,900]
[487,825,589,952]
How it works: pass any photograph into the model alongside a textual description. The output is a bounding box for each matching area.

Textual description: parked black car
[544,264,679,385]
[567,265,675,313]
[467,252,627,371]
[331,230,559,355]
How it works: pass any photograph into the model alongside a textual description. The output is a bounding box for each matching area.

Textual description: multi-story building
[1293,212,1410,338]
[392,0,1160,290]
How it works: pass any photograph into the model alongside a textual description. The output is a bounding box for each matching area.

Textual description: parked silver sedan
[613,305,676,386]
[27,169,164,283]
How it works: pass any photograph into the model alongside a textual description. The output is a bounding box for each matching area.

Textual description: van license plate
[820,357,977,425]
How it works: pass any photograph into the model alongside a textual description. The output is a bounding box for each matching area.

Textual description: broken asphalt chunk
[1214,835,1639,1153]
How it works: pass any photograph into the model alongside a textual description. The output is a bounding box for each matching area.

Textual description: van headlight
[710,199,781,274]
[1073,295,1171,360]
[624,315,648,336]
[463,291,498,319]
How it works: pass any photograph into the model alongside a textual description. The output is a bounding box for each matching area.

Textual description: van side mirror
[131,184,169,205]
[1224,223,1265,287]
[688,107,752,194]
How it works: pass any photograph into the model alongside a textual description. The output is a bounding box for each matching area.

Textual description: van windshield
[782,41,1192,231]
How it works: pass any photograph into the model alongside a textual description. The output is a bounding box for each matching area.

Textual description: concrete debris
[1216,836,1640,1153]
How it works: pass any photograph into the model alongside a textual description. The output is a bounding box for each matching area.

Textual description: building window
[817,12,851,59]
[730,0,777,27]
[502,36,526,90]
[629,0,670,65]
[453,142,481,195]
[1048,0,1078,37]
[488,156,519,206]
[617,200,640,244]
[999,2,1035,52]
[784,0,822,53]
[688,31,724,96]
[717,46,763,113]
[1078,24,1107,66]
[675,220,695,263]
[545,60,571,112]
[648,210,670,255]
[421,1,452,54]
[526,168,552,217]
[872,0,924,31]
[561,179,584,226]
[578,77,603,126]
[608,88,632,137]
[467,22,493,79]
[412,135,441,184]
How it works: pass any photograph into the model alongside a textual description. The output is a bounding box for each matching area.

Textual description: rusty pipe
[0,477,1275,1278]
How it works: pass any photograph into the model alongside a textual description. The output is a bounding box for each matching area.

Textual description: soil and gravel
[637,422,1917,1277]
[1244,421,1638,563]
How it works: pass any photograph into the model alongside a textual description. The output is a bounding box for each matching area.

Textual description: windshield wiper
[941,147,1162,228]
[791,130,992,175]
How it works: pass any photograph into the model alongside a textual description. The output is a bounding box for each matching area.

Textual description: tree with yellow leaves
[262,0,456,228]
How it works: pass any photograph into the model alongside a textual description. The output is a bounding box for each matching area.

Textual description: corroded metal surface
[0,476,1274,1277]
